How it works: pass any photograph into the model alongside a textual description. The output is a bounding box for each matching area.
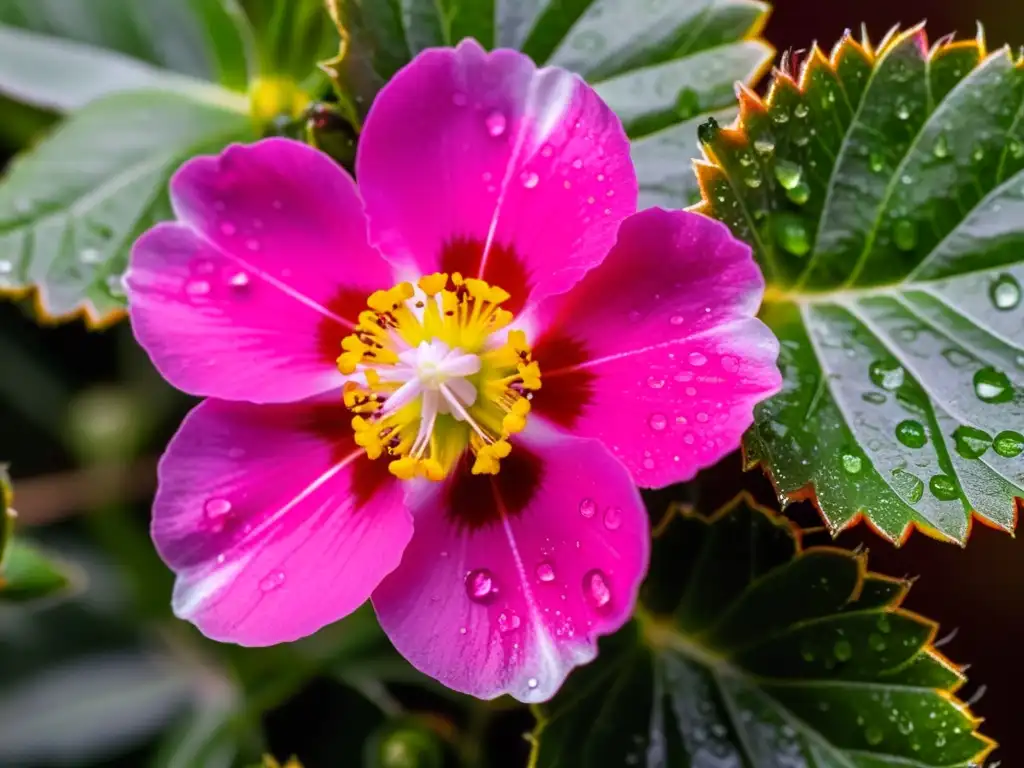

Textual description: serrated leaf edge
[529,492,998,767]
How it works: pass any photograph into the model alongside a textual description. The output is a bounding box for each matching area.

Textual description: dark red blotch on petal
[440,237,532,316]
[316,286,376,365]
[445,447,543,531]
[300,402,394,510]
[531,333,597,429]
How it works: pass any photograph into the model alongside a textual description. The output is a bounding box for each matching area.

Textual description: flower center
[338,273,541,481]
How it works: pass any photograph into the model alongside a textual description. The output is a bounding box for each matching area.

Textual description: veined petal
[154,399,409,646]
[357,39,637,316]
[127,139,394,403]
[371,425,648,703]
[530,208,781,488]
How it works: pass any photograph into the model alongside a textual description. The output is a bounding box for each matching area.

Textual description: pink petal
[357,39,637,315]
[127,139,394,403]
[371,426,648,702]
[530,209,781,488]
[154,398,409,646]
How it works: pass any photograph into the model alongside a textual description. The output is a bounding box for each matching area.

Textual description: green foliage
[531,495,993,767]
[324,0,772,207]
[696,27,1024,544]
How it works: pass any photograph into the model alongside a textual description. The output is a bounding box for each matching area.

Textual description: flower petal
[127,138,394,403]
[357,39,637,315]
[371,425,648,702]
[154,398,409,646]
[529,208,781,488]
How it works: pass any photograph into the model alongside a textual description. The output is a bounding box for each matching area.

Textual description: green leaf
[530,495,995,768]
[0,652,192,764]
[242,0,339,89]
[0,89,254,326]
[0,0,254,90]
[0,23,240,113]
[0,464,12,564]
[695,26,1024,544]
[324,0,772,206]
[0,539,76,602]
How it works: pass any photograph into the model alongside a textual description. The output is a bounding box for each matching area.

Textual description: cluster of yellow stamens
[338,272,541,481]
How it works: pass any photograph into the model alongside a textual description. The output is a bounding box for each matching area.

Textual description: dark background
[0,1,1021,766]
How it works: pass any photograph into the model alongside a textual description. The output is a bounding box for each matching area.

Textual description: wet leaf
[696,26,1024,544]
[531,495,995,767]
[323,0,773,208]
[0,88,254,326]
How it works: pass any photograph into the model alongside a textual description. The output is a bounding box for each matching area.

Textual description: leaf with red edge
[695,24,1024,545]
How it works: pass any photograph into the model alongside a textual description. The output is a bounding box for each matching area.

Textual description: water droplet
[259,571,285,592]
[754,138,775,155]
[245,238,260,251]
[669,314,685,326]
[520,171,540,189]
[642,457,655,470]
[774,159,802,190]
[452,92,468,107]
[579,498,597,518]
[186,280,211,296]
[228,271,250,289]
[204,498,232,519]
[498,611,521,633]
[893,219,917,251]
[862,391,887,405]
[842,454,863,474]
[649,413,668,431]
[993,430,1024,458]
[787,180,811,205]
[583,569,611,610]
[466,568,498,603]
[674,88,700,119]
[743,173,762,188]
[865,726,884,746]
[794,103,810,119]
[775,214,810,256]
[647,376,665,390]
[989,273,1021,310]
[869,152,885,173]
[891,468,924,503]
[1010,139,1024,159]
[972,144,985,162]
[897,102,910,120]
[603,507,622,530]
[953,425,992,459]
[485,110,507,137]
[895,419,927,448]
[79,248,101,265]
[105,274,126,297]
[527,677,539,690]
[688,351,707,366]
[834,639,853,661]
[219,222,236,236]
[536,562,556,582]
[973,366,1013,403]
[772,109,790,124]
[869,633,887,652]
[869,360,904,391]
[929,474,959,501]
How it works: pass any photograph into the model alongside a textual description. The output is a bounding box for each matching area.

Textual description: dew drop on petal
[583,569,612,611]
[688,351,707,367]
[603,507,622,531]
[520,171,539,189]
[642,457,655,470]
[579,498,597,518]
[186,280,211,296]
[669,314,684,326]
[204,498,232,519]
[466,568,497,603]
[498,611,521,633]
[649,413,667,431]
[647,376,665,389]
[485,110,506,137]
[219,222,236,236]
[259,571,285,592]
[452,92,468,107]
[536,561,556,582]
[229,271,250,289]
[527,677,539,690]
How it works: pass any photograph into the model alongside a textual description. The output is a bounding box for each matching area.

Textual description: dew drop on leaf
[869,360,904,390]
[973,366,1013,403]
[890,468,924,503]
[992,430,1024,458]
[989,273,1021,311]
[842,454,862,474]
[787,180,811,205]
[952,425,992,459]
[753,138,775,155]
[674,88,700,119]
[895,420,927,448]
[928,474,959,501]
[893,219,917,251]
[932,134,950,158]
[865,726,884,746]
[834,639,853,661]
[774,159,803,190]
[774,214,811,256]
[869,151,885,173]
[794,103,809,119]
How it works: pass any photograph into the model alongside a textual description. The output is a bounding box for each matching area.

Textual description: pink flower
[125,40,780,702]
